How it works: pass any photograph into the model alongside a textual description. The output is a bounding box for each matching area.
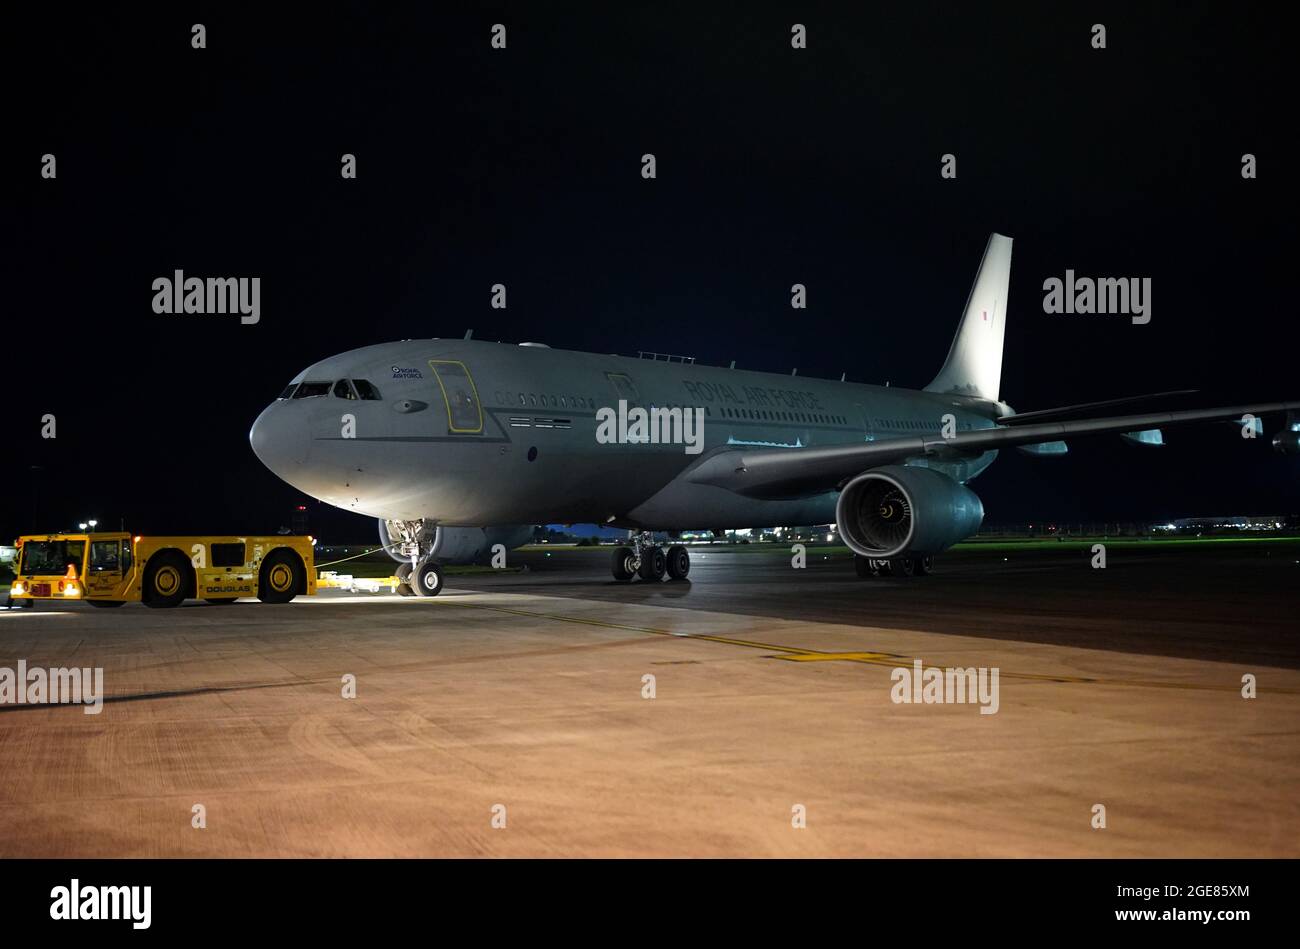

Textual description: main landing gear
[611,532,691,583]
[854,554,933,578]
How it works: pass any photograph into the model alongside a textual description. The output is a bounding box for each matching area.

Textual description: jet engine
[378,520,533,565]
[835,465,984,559]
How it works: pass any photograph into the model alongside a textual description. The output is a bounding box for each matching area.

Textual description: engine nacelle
[835,465,984,558]
[379,520,533,565]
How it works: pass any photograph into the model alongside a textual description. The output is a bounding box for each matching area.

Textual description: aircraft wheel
[638,546,667,581]
[395,562,416,596]
[87,599,127,608]
[853,555,879,578]
[611,546,636,582]
[665,545,690,580]
[890,557,915,578]
[412,561,444,597]
[912,555,933,576]
[873,559,894,577]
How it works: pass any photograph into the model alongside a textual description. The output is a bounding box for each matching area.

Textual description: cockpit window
[278,384,298,399]
[352,380,381,400]
[292,382,331,399]
[333,379,358,400]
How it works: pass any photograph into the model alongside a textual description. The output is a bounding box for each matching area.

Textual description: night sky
[5,4,1296,541]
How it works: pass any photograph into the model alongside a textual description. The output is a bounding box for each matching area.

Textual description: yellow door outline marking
[429,359,484,434]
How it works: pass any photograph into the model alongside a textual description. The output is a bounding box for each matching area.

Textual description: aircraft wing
[686,401,1300,499]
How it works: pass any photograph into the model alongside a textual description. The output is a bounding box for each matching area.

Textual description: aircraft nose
[250,402,310,473]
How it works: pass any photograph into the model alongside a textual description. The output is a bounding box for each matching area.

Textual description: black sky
[4,3,1296,540]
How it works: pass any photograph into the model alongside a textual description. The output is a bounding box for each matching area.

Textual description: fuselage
[249,339,1002,530]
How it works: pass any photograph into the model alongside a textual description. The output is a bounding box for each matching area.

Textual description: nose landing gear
[385,518,445,597]
[611,532,690,583]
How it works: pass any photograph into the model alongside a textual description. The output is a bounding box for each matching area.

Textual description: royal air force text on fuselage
[681,379,826,412]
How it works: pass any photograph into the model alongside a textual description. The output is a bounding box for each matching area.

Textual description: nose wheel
[411,560,444,597]
[384,519,445,597]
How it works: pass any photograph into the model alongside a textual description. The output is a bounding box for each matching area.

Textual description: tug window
[90,541,120,572]
[211,543,246,568]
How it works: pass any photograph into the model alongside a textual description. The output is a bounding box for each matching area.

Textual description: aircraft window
[560,396,567,408]
[529,394,537,406]
[352,380,382,400]
[293,382,331,399]
[278,384,298,400]
[519,393,526,405]
[333,380,358,400]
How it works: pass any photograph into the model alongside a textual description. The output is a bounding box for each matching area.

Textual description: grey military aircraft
[250,234,1300,596]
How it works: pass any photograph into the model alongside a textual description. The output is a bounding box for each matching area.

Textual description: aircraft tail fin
[924,233,1013,401]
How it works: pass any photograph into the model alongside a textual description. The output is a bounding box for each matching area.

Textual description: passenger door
[429,360,484,434]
